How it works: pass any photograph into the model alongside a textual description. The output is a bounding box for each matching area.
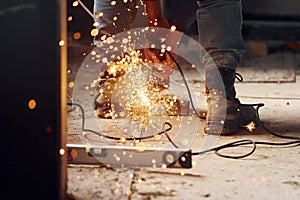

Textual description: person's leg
[93,0,138,45]
[163,0,198,33]
[94,0,138,118]
[196,0,256,134]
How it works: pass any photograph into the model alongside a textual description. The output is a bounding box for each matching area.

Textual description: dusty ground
[66,39,300,199]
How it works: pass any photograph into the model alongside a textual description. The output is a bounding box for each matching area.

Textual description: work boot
[94,64,124,119]
[94,78,118,119]
[94,51,138,118]
[94,51,146,118]
[204,50,257,135]
[204,89,256,135]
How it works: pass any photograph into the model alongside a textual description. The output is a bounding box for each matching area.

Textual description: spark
[244,121,256,132]
[181,156,186,162]
[90,28,98,36]
[100,35,107,41]
[170,25,176,32]
[72,1,79,7]
[59,148,65,156]
[90,80,97,88]
[137,178,143,183]
[126,190,132,196]
[154,134,161,140]
[69,149,78,159]
[102,57,108,63]
[73,32,81,40]
[58,40,65,46]
[128,85,157,126]
[122,38,129,44]
[106,36,114,44]
[120,136,127,143]
[45,125,52,133]
[68,81,74,88]
[93,22,99,27]
[28,99,36,110]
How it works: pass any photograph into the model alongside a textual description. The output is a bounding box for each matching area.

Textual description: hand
[144,48,175,80]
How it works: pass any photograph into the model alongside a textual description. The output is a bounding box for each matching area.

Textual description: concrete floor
[66,46,300,199]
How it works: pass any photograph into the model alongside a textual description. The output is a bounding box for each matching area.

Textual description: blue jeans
[93,0,138,45]
[164,0,245,69]
[94,0,245,69]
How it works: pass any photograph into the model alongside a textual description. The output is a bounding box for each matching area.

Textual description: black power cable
[67,102,173,141]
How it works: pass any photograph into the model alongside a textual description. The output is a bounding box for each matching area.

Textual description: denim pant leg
[93,0,138,45]
[163,0,198,33]
[197,0,245,98]
[197,0,245,70]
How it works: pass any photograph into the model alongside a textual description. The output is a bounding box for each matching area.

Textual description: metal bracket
[67,144,192,168]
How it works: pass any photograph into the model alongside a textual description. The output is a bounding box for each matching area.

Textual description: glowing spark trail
[244,121,256,132]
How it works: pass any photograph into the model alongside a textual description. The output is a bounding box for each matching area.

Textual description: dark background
[0,1,66,199]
